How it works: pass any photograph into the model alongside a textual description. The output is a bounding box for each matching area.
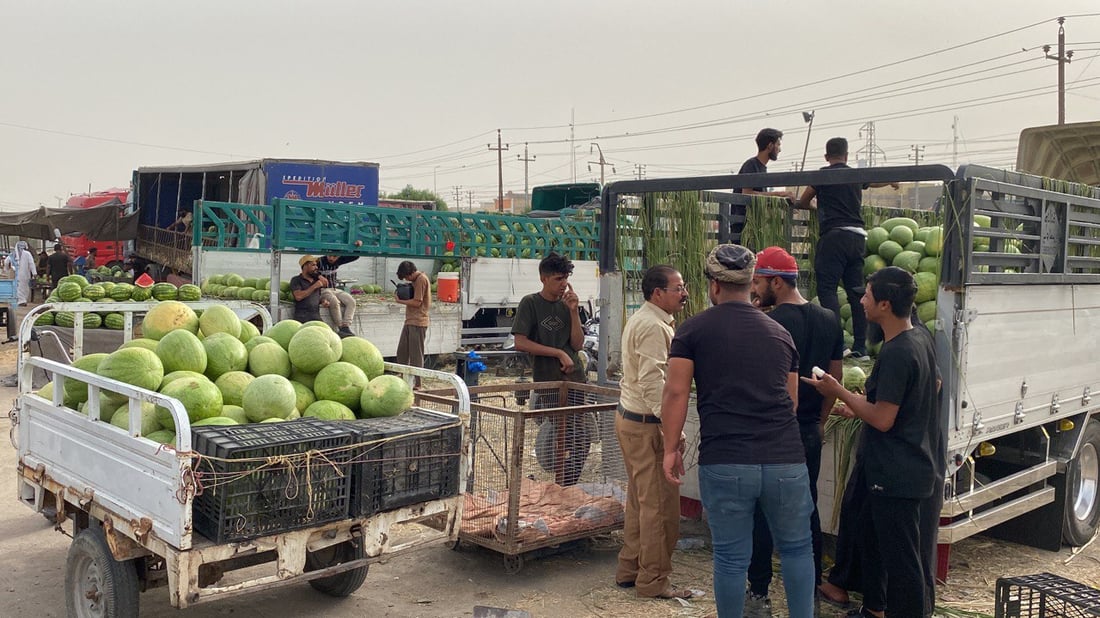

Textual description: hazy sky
[2,1,1098,211]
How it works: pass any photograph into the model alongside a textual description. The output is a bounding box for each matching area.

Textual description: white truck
[595,161,1100,561]
[11,301,471,616]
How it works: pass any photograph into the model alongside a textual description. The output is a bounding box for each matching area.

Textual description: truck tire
[305,540,368,597]
[1064,419,1100,546]
[65,525,140,618]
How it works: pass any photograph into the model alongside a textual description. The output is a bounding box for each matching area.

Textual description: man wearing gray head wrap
[660,243,816,618]
[4,241,37,306]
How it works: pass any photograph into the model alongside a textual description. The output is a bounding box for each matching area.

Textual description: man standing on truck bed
[289,255,331,324]
[394,260,430,368]
[614,265,691,600]
[794,137,899,360]
[318,241,363,338]
[746,247,845,615]
[803,266,939,618]
[735,128,796,199]
[47,243,73,288]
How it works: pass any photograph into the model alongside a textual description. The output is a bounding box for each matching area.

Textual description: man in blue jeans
[661,244,815,618]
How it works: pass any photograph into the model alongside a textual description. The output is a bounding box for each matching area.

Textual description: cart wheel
[65,526,140,618]
[503,554,524,575]
[305,540,369,598]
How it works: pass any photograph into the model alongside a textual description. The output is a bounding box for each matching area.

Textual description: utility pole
[452,185,463,211]
[951,116,959,168]
[488,129,509,212]
[433,165,440,196]
[1044,17,1074,124]
[466,190,475,212]
[909,145,925,209]
[517,143,536,212]
[857,121,886,167]
[633,164,647,180]
[588,142,614,186]
[570,108,576,183]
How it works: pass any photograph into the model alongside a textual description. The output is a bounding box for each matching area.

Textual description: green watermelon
[242,374,296,422]
[82,284,106,301]
[82,313,102,328]
[131,286,152,301]
[141,301,199,340]
[313,362,368,411]
[151,282,178,301]
[288,326,342,374]
[110,283,134,301]
[104,313,126,330]
[156,329,208,374]
[97,347,164,393]
[56,282,83,302]
[359,374,413,418]
[178,284,201,301]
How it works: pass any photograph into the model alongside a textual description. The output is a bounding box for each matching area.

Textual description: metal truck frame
[11,302,471,615]
[595,164,1100,552]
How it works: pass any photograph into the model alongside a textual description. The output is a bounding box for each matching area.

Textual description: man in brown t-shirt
[394,260,431,367]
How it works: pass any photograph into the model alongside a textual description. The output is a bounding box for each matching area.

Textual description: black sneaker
[338,326,355,338]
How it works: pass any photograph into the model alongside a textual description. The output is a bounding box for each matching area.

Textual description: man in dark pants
[47,243,73,288]
[736,128,796,199]
[746,247,845,615]
[804,267,940,618]
[795,137,898,360]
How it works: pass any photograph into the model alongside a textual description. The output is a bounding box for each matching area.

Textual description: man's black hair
[868,266,917,318]
[538,252,574,277]
[755,128,783,152]
[88,247,97,253]
[641,265,678,301]
[396,260,417,278]
[825,137,848,158]
[53,243,63,252]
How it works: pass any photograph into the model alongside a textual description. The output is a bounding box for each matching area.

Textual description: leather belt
[618,405,661,424]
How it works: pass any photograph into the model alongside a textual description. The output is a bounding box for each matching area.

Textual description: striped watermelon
[151,282,178,301]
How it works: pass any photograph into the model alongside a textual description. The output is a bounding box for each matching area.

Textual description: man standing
[511,252,585,384]
[318,241,363,338]
[289,255,329,323]
[662,244,815,618]
[803,266,940,618]
[794,137,899,360]
[47,243,73,288]
[85,247,98,271]
[736,128,796,199]
[614,265,691,600]
[394,260,431,368]
[4,241,37,306]
[746,247,845,614]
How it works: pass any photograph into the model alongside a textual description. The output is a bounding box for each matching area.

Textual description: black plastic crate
[191,418,353,543]
[345,409,462,517]
[995,572,1100,617]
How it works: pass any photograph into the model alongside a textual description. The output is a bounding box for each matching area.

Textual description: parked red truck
[61,188,130,266]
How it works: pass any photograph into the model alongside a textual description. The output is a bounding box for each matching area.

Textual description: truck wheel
[305,540,368,598]
[1064,419,1100,546]
[65,526,140,618]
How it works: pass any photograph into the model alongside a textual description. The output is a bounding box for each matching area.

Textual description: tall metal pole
[1045,17,1073,125]
[488,129,509,212]
[517,143,536,212]
[799,111,815,172]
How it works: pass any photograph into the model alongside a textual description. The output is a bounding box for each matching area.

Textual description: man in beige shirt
[615,265,691,599]
[394,260,431,367]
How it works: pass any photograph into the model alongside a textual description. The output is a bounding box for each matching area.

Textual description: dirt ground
[2,333,1100,617]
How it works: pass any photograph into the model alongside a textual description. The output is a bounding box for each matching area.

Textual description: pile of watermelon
[862,217,942,336]
[86,264,133,281]
[200,274,286,303]
[36,275,201,329]
[37,301,413,446]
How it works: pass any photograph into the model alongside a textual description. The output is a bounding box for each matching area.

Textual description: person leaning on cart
[614,265,693,600]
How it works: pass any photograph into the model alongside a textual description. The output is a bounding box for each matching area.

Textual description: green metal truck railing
[194,198,599,261]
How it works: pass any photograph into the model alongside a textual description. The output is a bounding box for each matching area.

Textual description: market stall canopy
[0,199,138,240]
[1016,121,1100,186]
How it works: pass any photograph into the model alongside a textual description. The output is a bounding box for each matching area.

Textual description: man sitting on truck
[317,241,363,338]
[289,255,337,328]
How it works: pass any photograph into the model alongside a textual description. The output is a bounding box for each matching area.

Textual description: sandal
[653,586,693,600]
[818,582,850,606]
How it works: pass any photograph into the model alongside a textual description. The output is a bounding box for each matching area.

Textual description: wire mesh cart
[420,381,626,573]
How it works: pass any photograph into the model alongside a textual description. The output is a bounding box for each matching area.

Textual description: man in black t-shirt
[511,252,586,384]
[746,247,845,609]
[47,243,73,288]
[803,267,939,618]
[661,244,815,618]
[794,137,899,360]
[289,255,330,323]
[735,128,796,199]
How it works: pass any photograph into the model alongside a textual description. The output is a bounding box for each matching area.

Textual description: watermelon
[130,286,152,302]
[142,301,199,340]
[110,283,134,301]
[303,400,356,421]
[914,272,938,303]
[54,312,75,328]
[192,416,238,427]
[66,353,109,405]
[34,313,54,326]
[248,342,292,377]
[110,402,161,435]
[842,366,868,392]
[244,335,278,352]
[288,326,342,374]
[882,217,919,234]
[97,347,164,393]
[156,329,208,374]
[236,287,256,300]
[290,381,316,413]
[313,362,368,411]
[866,227,889,254]
[121,338,159,353]
[892,250,922,274]
[82,284,106,301]
[104,313,126,330]
[100,281,116,295]
[151,282,178,301]
[82,313,102,329]
[199,305,242,338]
[267,319,303,351]
[358,374,413,418]
[290,368,316,391]
[877,240,904,263]
[238,319,259,343]
[340,337,385,380]
[888,225,915,247]
[161,370,207,390]
[904,241,926,256]
[145,430,176,445]
[918,256,941,276]
[863,254,887,278]
[59,274,89,289]
[924,227,944,257]
[178,284,201,301]
[56,282,83,302]
[241,374,296,422]
[156,375,223,427]
[214,371,255,407]
[208,274,227,286]
[202,332,249,380]
[220,405,249,424]
[917,300,937,323]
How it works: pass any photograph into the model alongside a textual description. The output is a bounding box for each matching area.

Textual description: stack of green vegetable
[35,275,200,329]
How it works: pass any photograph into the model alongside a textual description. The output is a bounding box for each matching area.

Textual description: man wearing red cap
[746,247,845,614]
